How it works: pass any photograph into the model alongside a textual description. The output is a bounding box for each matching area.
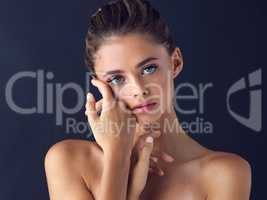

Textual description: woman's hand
[128,136,154,200]
[85,81,175,199]
[87,96,174,177]
[85,78,137,155]
[128,127,175,199]
[132,126,175,176]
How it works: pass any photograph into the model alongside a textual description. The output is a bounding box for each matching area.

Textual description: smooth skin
[44,33,252,200]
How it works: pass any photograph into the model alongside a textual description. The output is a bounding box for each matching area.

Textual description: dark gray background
[0,0,266,199]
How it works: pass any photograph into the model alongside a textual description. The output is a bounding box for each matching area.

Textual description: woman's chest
[140,168,207,200]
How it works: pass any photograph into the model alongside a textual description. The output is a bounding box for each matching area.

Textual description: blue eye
[107,75,124,85]
[107,64,158,86]
[142,64,158,75]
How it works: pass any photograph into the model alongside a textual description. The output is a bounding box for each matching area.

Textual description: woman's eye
[107,75,124,85]
[142,64,158,75]
[106,65,158,85]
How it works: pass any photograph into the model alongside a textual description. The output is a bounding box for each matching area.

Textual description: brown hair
[84,0,176,77]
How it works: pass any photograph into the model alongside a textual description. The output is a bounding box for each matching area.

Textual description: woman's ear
[171,47,183,79]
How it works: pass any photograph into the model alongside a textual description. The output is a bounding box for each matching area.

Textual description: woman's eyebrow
[103,57,158,77]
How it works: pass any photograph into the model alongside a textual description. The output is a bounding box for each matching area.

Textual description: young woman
[44,0,252,199]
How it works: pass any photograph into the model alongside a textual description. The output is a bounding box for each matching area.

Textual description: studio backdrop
[0,0,266,199]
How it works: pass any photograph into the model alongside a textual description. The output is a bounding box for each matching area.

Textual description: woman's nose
[131,78,150,98]
[133,88,149,98]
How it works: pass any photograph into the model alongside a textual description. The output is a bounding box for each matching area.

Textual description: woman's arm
[85,78,137,200]
[85,78,173,200]
[98,149,132,200]
[44,143,94,200]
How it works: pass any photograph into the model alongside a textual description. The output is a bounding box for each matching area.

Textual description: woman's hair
[84,0,176,76]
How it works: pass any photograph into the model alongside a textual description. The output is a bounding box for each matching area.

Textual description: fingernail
[146,136,153,144]
[87,93,93,100]
[165,154,175,162]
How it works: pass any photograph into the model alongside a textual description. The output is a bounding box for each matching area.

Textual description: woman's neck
[152,108,208,165]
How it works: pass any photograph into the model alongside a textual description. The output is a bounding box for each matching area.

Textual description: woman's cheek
[113,87,131,101]
[112,88,121,99]
[151,71,167,87]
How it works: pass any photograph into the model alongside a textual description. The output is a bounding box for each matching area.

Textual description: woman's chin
[135,111,162,124]
[133,103,168,124]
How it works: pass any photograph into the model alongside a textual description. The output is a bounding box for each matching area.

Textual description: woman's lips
[132,102,157,114]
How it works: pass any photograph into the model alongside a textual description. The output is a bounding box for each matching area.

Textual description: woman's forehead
[94,34,169,71]
[97,34,161,55]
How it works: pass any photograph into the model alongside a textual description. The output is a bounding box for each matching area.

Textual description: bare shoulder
[44,139,102,199]
[201,150,252,178]
[200,151,252,200]
[44,139,103,183]
[45,139,100,161]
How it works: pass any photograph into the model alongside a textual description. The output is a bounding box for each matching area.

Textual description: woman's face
[93,33,183,124]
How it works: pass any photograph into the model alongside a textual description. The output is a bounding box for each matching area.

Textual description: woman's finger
[134,136,154,177]
[95,99,103,116]
[134,130,161,153]
[149,157,165,176]
[148,167,165,176]
[150,156,158,163]
[85,92,98,123]
[134,128,175,163]
[131,136,154,194]
[149,167,163,176]
[160,151,175,163]
[138,136,154,163]
[91,78,115,110]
